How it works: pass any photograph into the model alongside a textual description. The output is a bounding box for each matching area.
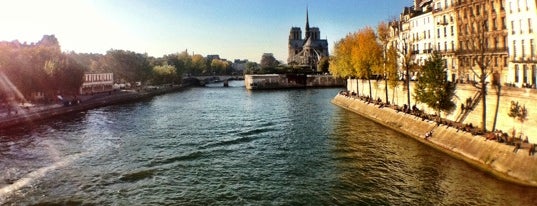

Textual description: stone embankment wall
[347,79,537,143]
[0,85,187,129]
[332,94,537,187]
[244,74,344,90]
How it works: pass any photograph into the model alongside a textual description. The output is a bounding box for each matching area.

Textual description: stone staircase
[456,90,483,123]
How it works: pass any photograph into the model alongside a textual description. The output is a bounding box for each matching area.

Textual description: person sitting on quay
[425,130,433,139]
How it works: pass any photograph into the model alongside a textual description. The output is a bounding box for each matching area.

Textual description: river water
[1,80,537,205]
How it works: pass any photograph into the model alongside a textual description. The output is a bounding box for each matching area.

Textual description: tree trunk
[481,79,487,132]
[492,86,501,132]
[355,78,359,96]
[406,67,411,107]
[385,78,389,104]
[368,78,372,101]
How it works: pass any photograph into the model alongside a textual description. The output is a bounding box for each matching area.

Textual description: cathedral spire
[305,6,310,39]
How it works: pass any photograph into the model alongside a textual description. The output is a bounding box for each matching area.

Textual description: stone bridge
[183,75,244,86]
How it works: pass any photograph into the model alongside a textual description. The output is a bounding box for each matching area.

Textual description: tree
[399,39,420,108]
[43,55,85,95]
[329,33,355,79]
[377,21,392,104]
[414,52,457,117]
[152,64,178,85]
[317,56,329,73]
[492,71,502,132]
[352,27,382,100]
[508,101,529,139]
[191,54,207,75]
[260,53,279,70]
[386,45,400,102]
[244,62,259,74]
[104,50,152,83]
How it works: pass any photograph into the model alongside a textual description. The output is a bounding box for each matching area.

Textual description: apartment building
[433,0,458,82]
[506,0,537,87]
[453,0,509,83]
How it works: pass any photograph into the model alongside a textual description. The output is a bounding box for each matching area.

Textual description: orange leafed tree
[351,27,383,100]
[329,33,355,79]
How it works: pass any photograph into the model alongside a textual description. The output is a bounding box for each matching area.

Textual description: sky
[0,0,411,63]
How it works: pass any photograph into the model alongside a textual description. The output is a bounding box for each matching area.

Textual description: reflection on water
[1,81,537,205]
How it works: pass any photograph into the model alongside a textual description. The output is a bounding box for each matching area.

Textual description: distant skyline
[0,0,411,62]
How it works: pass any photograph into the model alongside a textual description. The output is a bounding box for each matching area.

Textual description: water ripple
[2,83,537,205]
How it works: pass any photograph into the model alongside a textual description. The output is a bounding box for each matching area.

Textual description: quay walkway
[0,85,188,130]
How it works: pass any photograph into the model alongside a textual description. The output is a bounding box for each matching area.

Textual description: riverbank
[244,74,345,90]
[332,94,537,187]
[0,85,190,130]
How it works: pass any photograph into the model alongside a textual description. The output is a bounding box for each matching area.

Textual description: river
[1,80,537,205]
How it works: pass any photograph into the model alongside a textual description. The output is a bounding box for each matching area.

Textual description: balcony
[437,20,449,26]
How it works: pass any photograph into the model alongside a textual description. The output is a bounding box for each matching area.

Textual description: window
[511,21,515,34]
[476,5,481,15]
[515,64,518,82]
[502,17,506,29]
[513,40,517,57]
[504,57,508,67]
[531,39,535,58]
[444,42,447,51]
[495,56,498,66]
[451,26,454,36]
[444,27,447,37]
[524,65,528,83]
[492,17,497,30]
[451,41,454,51]
[494,37,499,49]
[522,40,525,57]
[533,65,537,85]
[529,18,533,33]
[437,28,440,38]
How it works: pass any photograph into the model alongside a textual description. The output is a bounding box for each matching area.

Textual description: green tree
[244,62,259,74]
[508,101,529,138]
[152,64,178,85]
[260,53,279,70]
[104,50,152,84]
[414,52,456,117]
[317,56,329,73]
[191,54,207,75]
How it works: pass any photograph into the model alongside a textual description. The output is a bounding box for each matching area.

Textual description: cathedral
[287,8,329,70]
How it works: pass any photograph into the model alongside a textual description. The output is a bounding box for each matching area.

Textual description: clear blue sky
[0,0,411,63]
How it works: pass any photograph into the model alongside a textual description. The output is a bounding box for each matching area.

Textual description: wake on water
[0,152,84,203]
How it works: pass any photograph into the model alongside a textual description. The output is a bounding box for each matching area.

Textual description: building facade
[506,0,537,87]
[79,73,114,95]
[453,0,509,84]
[433,0,458,82]
[287,9,329,71]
